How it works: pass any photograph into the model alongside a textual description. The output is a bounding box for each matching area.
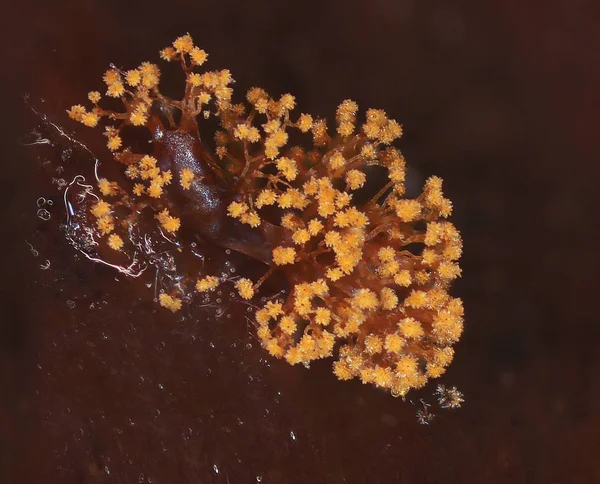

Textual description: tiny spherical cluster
[159,293,183,312]
[66,34,464,398]
[196,276,220,292]
[235,278,255,300]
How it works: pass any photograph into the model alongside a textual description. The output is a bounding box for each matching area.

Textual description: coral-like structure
[66,34,464,397]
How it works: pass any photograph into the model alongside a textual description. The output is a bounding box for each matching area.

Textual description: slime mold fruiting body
[65,34,464,397]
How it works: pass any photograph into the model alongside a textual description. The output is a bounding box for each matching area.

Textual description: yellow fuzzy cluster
[159,293,183,312]
[272,246,296,265]
[179,168,195,190]
[67,34,463,396]
[227,201,260,228]
[124,155,173,199]
[89,199,116,237]
[67,104,100,128]
[107,234,124,251]
[235,278,255,300]
[196,276,220,292]
[155,209,181,233]
[226,91,464,395]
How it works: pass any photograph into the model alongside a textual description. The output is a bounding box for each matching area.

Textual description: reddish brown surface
[2,1,600,482]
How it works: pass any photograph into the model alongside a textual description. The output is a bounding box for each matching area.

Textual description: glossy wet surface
[2,1,600,482]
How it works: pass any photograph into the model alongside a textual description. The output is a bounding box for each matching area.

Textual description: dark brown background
[2,0,600,482]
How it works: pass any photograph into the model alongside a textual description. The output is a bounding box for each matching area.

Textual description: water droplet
[225,249,231,255]
[138,473,145,483]
[36,197,46,207]
[256,476,263,482]
[290,431,296,441]
[213,464,219,474]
